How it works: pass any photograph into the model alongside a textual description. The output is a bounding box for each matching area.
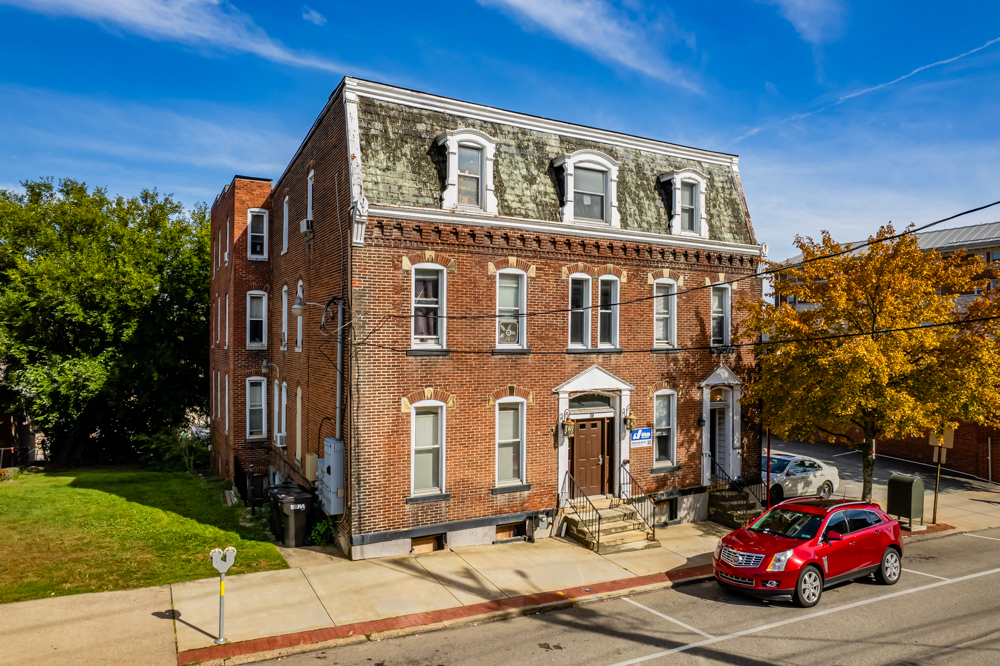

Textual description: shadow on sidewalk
[153,609,216,641]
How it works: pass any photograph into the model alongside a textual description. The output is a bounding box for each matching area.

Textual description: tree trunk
[861,434,876,503]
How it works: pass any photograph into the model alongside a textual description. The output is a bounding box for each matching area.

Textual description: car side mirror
[786,471,796,477]
[825,531,843,542]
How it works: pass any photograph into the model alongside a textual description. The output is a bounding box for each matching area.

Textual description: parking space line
[622,598,715,639]
[902,568,950,581]
[832,450,859,457]
[607,565,1000,665]
[964,533,1000,541]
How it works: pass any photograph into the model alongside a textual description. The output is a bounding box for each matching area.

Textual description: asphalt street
[259,527,1000,666]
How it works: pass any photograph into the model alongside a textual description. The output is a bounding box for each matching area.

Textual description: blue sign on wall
[630,428,652,447]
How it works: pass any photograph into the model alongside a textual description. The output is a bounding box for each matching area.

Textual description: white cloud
[1,0,347,73]
[302,6,326,26]
[477,0,700,91]
[761,0,846,45]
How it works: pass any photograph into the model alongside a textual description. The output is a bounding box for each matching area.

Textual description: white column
[557,392,570,505]
[701,386,711,486]
[618,389,631,496]
[730,386,743,479]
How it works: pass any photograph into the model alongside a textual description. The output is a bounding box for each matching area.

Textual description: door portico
[700,363,743,485]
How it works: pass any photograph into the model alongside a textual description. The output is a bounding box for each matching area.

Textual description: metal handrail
[710,458,759,527]
[560,472,602,551]
[618,462,656,539]
[736,451,768,509]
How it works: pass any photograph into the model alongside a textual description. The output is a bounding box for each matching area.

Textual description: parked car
[764,453,840,504]
[714,498,903,607]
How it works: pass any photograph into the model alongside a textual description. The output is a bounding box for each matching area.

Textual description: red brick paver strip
[176,563,716,665]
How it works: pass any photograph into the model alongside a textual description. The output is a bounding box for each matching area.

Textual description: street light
[291,293,325,318]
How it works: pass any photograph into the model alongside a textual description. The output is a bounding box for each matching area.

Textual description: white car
[763,453,840,503]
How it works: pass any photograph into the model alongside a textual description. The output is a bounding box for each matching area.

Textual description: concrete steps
[708,488,763,529]
[562,497,659,554]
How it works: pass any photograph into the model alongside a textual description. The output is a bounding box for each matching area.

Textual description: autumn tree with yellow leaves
[741,224,1000,502]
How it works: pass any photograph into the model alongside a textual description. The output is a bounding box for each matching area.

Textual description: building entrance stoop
[561,494,661,555]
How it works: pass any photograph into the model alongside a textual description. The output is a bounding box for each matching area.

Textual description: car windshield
[763,456,792,474]
[749,508,824,540]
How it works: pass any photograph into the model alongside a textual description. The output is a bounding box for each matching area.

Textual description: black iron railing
[737,451,768,509]
[710,458,760,527]
[617,462,655,539]
[560,472,602,551]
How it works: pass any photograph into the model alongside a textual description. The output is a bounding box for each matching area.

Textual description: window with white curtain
[654,391,676,465]
[247,292,267,349]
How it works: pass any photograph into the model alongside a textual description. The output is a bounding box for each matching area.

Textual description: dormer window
[437,129,498,215]
[659,169,708,238]
[554,150,620,227]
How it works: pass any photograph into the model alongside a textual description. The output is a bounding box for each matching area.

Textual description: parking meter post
[215,572,227,645]
[209,547,236,645]
[933,455,942,525]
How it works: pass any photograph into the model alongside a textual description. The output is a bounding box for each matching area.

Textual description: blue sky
[1,0,999,262]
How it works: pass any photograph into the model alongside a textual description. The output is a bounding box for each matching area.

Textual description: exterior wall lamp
[697,415,706,427]
[561,410,575,439]
[291,293,325,318]
[623,409,638,432]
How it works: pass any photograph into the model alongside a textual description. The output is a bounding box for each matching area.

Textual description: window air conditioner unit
[276,433,286,448]
[300,218,313,233]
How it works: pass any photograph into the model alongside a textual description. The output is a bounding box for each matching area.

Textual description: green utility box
[886,473,924,530]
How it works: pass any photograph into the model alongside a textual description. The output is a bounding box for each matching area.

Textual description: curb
[176,564,716,665]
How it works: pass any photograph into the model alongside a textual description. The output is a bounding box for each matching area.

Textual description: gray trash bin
[277,486,314,548]
[886,473,924,530]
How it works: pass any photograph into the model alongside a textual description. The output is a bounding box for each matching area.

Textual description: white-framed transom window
[653,390,677,466]
[554,149,620,227]
[495,397,526,486]
[412,265,446,348]
[247,291,267,349]
[568,274,591,348]
[436,129,498,215]
[496,269,526,348]
[711,284,731,347]
[411,401,446,495]
[248,208,268,259]
[659,169,708,238]
[598,276,619,347]
[246,377,266,439]
[653,279,677,348]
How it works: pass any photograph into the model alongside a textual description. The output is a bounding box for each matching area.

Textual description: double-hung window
[246,378,266,438]
[248,209,268,259]
[282,196,289,253]
[280,382,287,448]
[413,267,445,348]
[598,277,618,347]
[225,294,229,348]
[457,146,482,207]
[496,399,525,486]
[295,281,304,351]
[569,276,590,347]
[247,291,267,349]
[281,286,288,350]
[654,391,676,466]
[574,167,606,222]
[412,403,445,495]
[711,285,731,347]
[224,375,229,434]
[225,217,229,264]
[654,280,676,347]
[496,271,525,347]
[680,183,697,232]
[307,170,314,221]
[215,294,220,344]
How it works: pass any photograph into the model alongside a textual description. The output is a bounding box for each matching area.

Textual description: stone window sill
[406,493,451,504]
[566,347,623,355]
[492,348,531,355]
[407,349,451,357]
[651,347,680,354]
[651,465,681,475]
[491,483,530,494]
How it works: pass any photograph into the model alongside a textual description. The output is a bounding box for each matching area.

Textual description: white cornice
[344,78,740,169]
[367,204,763,257]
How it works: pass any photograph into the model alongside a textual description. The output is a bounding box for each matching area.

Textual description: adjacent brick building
[209,78,767,559]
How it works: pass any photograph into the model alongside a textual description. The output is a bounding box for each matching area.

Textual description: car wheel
[770,485,784,505]
[817,481,833,499]
[874,548,901,585]
[794,566,823,608]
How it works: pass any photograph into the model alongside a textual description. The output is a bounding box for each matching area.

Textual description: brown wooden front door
[573,419,606,496]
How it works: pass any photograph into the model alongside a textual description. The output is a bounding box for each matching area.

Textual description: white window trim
[659,169,708,238]
[225,216,230,265]
[597,275,620,348]
[568,273,592,348]
[495,268,527,349]
[224,374,229,435]
[216,294,220,344]
[307,170,314,221]
[247,208,269,260]
[554,149,620,228]
[281,286,288,350]
[652,389,677,467]
[436,128,498,215]
[282,196,289,254]
[410,399,447,496]
[273,380,279,443]
[246,290,268,350]
[246,376,267,440]
[653,278,677,348]
[411,263,447,349]
[295,385,302,465]
[225,294,229,349]
[710,283,732,347]
[295,281,304,352]
[280,381,287,439]
[495,396,527,487]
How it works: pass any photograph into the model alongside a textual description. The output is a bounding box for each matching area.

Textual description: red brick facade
[208,78,766,559]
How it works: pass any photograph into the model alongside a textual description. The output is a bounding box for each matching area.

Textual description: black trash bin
[268,478,298,543]
[276,485,314,548]
[887,473,924,530]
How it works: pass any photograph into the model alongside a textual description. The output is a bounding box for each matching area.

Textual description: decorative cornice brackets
[401,387,457,412]
[486,385,535,408]
[560,262,627,282]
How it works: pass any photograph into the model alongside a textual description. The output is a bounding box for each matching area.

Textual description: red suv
[713,498,903,607]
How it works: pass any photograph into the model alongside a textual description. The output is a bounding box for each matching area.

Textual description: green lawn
[0,468,287,603]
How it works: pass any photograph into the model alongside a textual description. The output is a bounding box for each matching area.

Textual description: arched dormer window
[659,168,708,238]
[436,128,498,215]
[554,149,620,227]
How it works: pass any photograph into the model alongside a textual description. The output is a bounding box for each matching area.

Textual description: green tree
[0,178,209,464]
[741,224,1000,502]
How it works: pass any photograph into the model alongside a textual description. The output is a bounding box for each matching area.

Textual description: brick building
[208,78,767,559]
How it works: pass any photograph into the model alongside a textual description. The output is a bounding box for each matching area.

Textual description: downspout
[336,300,344,440]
